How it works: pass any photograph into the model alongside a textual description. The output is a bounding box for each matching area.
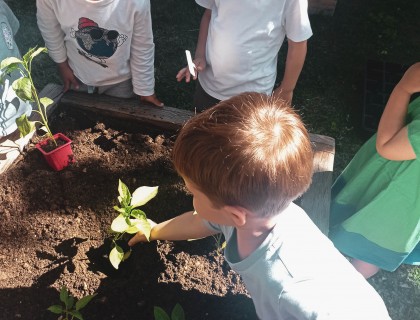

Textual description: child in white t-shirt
[176,0,312,111]
[36,0,163,106]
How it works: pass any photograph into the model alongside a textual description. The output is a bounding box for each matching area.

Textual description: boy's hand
[57,61,79,92]
[176,57,206,83]
[128,219,157,246]
[140,94,164,107]
[397,62,420,95]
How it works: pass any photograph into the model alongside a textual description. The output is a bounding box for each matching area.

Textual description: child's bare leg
[351,259,380,279]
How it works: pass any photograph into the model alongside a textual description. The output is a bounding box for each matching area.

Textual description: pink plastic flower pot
[35,133,75,171]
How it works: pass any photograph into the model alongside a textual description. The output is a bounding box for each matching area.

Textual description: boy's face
[184,178,237,226]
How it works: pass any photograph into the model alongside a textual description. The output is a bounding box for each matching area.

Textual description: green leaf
[172,303,186,320]
[110,214,129,233]
[154,306,171,320]
[47,305,63,314]
[0,56,22,70]
[40,96,53,109]
[75,294,97,311]
[30,47,48,60]
[125,215,151,240]
[12,77,33,101]
[15,114,35,137]
[109,245,124,269]
[22,47,37,65]
[130,186,158,208]
[60,286,69,304]
[68,310,84,320]
[118,180,131,207]
[122,250,131,261]
[67,295,75,310]
[113,206,126,214]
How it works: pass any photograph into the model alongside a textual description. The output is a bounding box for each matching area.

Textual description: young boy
[129,92,391,319]
[36,0,163,106]
[176,0,312,111]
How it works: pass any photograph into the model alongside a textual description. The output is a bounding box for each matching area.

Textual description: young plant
[47,286,96,320]
[154,303,186,320]
[0,46,55,143]
[109,179,158,269]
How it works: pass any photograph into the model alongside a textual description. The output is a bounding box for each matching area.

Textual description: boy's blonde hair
[172,92,313,217]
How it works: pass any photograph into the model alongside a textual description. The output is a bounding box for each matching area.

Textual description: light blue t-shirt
[204,203,390,319]
[0,0,32,137]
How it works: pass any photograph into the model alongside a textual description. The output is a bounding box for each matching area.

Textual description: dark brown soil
[0,105,256,320]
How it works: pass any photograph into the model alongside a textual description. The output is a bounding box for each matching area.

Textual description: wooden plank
[60,91,191,131]
[0,83,64,174]
[299,134,335,235]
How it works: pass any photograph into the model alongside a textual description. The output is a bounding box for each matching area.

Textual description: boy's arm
[176,9,211,83]
[128,211,218,246]
[273,39,307,104]
[131,1,162,106]
[376,63,420,160]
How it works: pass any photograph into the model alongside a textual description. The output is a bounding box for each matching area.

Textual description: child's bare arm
[376,63,420,160]
[176,9,211,83]
[273,39,307,104]
[128,210,217,246]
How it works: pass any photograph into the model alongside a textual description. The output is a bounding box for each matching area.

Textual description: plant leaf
[15,114,35,137]
[0,56,22,70]
[12,77,33,101]
[59,286,69,304]
[67,295,75,310]
[122,250,131,261]
[172,303,186,320]
[130,186,158,208]
[47,305,63,314]
[154,306,171,320]
[109,245,124,269]
[125,215,151,241]
[68,310,84,320]
[75,294,97,311]
[110,214,129,233]
[30,47,48,60]
[40,96,53,109]
[117,180,131,207]
[113,205,126,214]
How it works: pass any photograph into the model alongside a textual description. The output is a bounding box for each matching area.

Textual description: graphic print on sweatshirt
[70,17,127,68]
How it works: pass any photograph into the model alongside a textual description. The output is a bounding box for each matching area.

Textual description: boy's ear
[224,205,247,227]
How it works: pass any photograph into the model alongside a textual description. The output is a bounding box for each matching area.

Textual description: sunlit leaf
[154,306,170,320]
[47,305,63,314]
[118,179,131,206]
[75,294,97,311]
[40,96,53,109]
[172,303,186,320]
[130,186,158,208]
[113,206,125,214]
[0,56,22,70]
[110,214,129,233]
[125,217,151,240]
[15,114,35,137]
[130,209,146,220]
[30,47,48,60]
[109,245,124,269]
[12,77,33,101]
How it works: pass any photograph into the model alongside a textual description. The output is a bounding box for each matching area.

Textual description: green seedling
[47,286,96,320]
[109,179,158,269]
[154,303,186,320]
[0,46,55,144]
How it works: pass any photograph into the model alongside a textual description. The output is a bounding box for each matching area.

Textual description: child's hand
[128,219,157,246]
[57,61,79,92]
[140,94,164,107]
[176,57,206,83]
[397,62,420,95]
